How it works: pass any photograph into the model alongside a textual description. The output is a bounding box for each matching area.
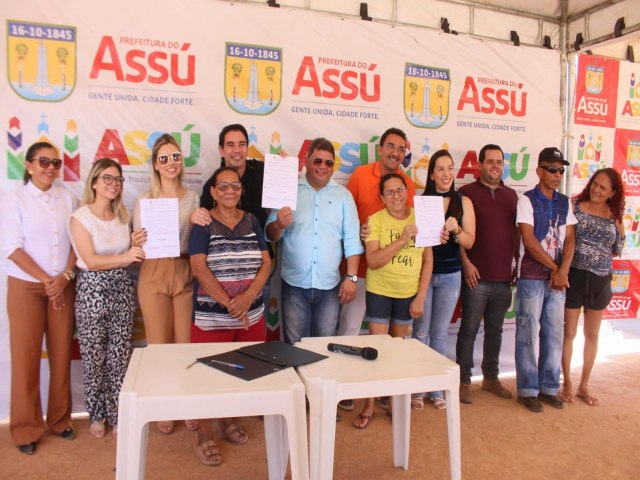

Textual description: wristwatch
[346,273,358,283]
[63,269,76,281]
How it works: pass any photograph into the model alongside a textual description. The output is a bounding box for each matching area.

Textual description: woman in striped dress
[188,166,271,466]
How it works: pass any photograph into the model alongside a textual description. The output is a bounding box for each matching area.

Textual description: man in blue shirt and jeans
[266,137,363,344]
[515,147,576,413]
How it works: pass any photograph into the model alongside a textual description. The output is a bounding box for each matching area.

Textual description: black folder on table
[197,341,328,381]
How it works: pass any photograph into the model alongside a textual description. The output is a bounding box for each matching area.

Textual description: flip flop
[353,412,375,429]
[157,421,175,434]
[431,398,447,410]
[184,420,199,431]
[558,391,574,403]
[411,396,425,411]
[224,423,248,445]
[576,392,599,406]
[193,440,222,466]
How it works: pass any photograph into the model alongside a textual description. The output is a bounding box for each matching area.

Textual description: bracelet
[63,269,76,281]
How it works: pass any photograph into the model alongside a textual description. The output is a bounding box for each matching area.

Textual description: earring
[28,170,34,175]
[212,198,217,207]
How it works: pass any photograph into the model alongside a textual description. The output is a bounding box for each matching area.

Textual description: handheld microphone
[327,343,378,360]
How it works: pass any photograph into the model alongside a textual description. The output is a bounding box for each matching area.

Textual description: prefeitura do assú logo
[7,19,76,101]
[403,63,451,128]
[224,42,282,115]
[585,64,604,95]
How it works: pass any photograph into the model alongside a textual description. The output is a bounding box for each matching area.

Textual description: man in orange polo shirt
[337,127,417,335]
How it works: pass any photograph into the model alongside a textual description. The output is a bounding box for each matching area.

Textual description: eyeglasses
[157,152,183,165]
[100,174,125,186]
[539,165,565,175]
[216,181,242,192]
[37,157,62,170]
[384,143,406,155]
[383,186,407,198]
[312,158,335,167]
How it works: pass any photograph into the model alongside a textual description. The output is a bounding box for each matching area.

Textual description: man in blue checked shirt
[266,137,363,344]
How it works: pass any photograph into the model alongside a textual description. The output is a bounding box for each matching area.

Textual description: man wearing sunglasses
[266,137,363,345]
[515,147,577,413]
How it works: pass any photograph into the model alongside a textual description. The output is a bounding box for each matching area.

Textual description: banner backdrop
[570,53,640,319]
[0,0,562,418]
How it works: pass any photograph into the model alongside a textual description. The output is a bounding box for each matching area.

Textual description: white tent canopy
[248,0,639,56]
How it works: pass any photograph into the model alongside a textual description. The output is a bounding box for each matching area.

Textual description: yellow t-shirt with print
[365,207,424,298]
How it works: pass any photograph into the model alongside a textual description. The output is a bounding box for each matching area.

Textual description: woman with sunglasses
[560,168,625,407]
[353,173,433,429]
[69,158,145,438]
[188,166,271,466]
[2,142,78,454]
[131,134,200,434]
[411,149,475,410]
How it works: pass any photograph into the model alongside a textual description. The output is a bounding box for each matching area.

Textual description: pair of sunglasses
[216,181,242,192]
[539,165,565,174]
[312,158,335,167]
[157,152,183,165]
[36,157,62,170]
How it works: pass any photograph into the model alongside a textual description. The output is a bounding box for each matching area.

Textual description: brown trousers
[138,257,193,344]
[7,276,75,445]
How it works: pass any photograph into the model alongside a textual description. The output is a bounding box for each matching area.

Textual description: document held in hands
[139,198,180,259]
[261,154,299,210]
[413,196,445,247]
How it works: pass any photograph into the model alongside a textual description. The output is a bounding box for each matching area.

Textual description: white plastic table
[116,343,309,480]
[296,335,461,480]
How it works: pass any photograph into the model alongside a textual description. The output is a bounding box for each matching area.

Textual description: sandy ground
[2,349,639,480]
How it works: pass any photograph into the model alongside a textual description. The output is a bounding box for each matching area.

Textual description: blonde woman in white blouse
[132,133,200,434]
[2,142,78,455]
[69,158,145,438]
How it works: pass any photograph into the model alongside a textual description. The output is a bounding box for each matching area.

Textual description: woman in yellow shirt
[353,173,433,429]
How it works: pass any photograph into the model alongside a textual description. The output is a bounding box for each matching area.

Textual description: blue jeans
[515,278,565,397]
[365,291,414,325]
[281,280,340,344]
[412,271,461,399]
[456,281,513,384]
